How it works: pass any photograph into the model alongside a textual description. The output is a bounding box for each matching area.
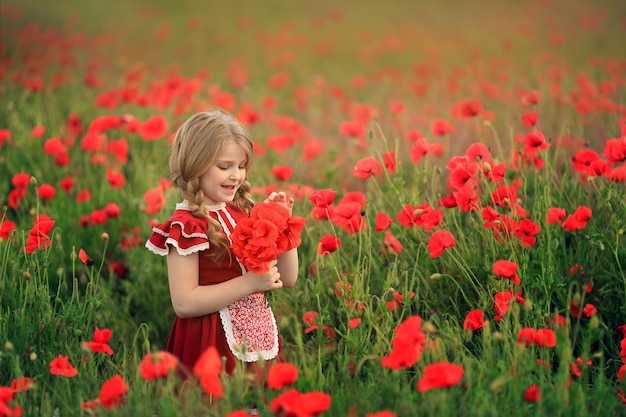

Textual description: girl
[145,110,298,377]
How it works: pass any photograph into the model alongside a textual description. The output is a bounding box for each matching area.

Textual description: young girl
[145,110,299,377]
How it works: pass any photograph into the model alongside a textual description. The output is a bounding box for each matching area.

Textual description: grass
[1,0,625,415]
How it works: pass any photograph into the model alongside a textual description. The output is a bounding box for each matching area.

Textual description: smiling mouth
[222,185,237,190]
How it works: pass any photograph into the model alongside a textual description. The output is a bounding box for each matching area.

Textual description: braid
[232,180,255,215]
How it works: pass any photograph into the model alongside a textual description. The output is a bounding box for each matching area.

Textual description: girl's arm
[166,252,283,318]
[277,247,298,288]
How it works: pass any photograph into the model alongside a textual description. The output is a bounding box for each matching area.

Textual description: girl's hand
[264,191,294,216]
[242,259,283,293]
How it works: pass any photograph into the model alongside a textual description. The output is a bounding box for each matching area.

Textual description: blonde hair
[169,110,255,260]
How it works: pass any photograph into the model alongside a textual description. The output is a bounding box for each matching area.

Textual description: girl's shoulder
[145,202,209,256]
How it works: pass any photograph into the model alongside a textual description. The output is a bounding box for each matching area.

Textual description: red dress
[145,201,280,375]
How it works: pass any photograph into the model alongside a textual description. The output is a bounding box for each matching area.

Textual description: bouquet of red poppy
[230,202,306,273]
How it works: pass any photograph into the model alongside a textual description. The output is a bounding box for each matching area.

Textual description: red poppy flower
[422,209,443,232]
[494,291,515,321]
[561,206,592,231]
[25,216,55,254]
[383,230,402,255]
[524,384,541,402]
[427,229,456,258]
[382,316,427,370]
[493,260,521,285]
[81,132,106,152]
[454,98,483,118]
[43,137,68,156]
[491,184,517,208]
[106,168,125,188]
[105,202,121,218]
[99,375,128,410]
[546,314,567,327]
[374,212,393,232]
[271,165,294,182]
[431,118,454,136]
[59,174,75,193]
[448,164,479,190]
[107,138,129,163]
[521,111,538,128]
[484,161,506,183]
[366,411,397,417]
[144,187,165,214]
[439,193,457,208]
[417,361,464,393]
[340,191,367,207]
[465,142,491,162]
[230,203,305,272]
[383,151,398,174]
[303,139,324,161]
[11,376,35,393]
[193,347,224,398]
[317,233,341,255]
[353,156,383,179]
[138,115,168,141]
[65,112,83,135]
[267,362,299,390]
[0,386,21,416]
[0,128,12,147]
[409,138,432,164]
[348,318,361,329]
[396,202,432,228]
[340,119,366,138]
[463,309,489,331]
[515,219,541,247]
[534,328,557,347]
[49,355,78,377]
[521,90,542,106]
[0,220,16,240]
[269,388,332,417]
[12,172,31,188]
[583,303,597,317]
[330,202,365,234]
[83,327,113,355]
[90,209,108,225]
[546,207,566,224]
[309,188,337,208]
[37,184,56,200]
[302,311,320,333]
[517,328,536,347]
[570,150,601,177]
[78,249,94,266]
[139,351,179,380]
[602,137,626,165]
[524,131,549,154]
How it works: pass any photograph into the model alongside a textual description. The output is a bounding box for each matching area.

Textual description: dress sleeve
[145,210,210,256]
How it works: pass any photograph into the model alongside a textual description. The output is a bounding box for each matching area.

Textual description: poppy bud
[102,232,109,241]
[489,375,508,392]
[430,273,442,280]
[5,341,14,351]
[423,321,438,334]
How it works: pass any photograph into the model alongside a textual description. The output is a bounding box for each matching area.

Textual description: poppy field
[1,0,626,415]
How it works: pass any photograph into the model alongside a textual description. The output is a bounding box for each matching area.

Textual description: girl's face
[200,140,248,206]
